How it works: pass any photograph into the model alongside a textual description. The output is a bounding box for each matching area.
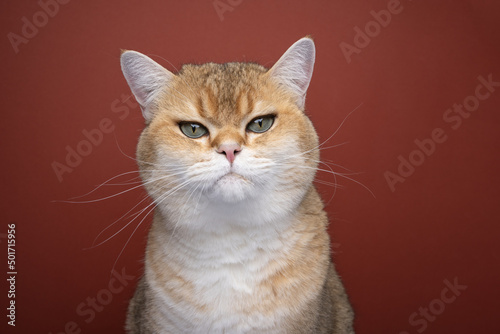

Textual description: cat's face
[121,38,319,228]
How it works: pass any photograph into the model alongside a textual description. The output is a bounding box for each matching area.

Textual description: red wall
[2,1,500,333]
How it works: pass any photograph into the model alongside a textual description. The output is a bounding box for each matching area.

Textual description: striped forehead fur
[171,62,266,121]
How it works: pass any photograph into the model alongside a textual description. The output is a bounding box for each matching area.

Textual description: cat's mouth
[217,172,247,182]
[210,171,253,202]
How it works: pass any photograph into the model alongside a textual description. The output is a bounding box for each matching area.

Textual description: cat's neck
[146,186,325,266]
[149,207,299,258]
[154,181,314,235]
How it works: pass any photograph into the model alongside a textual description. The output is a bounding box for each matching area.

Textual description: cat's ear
[120,50,174,121]
[268,37,316,109]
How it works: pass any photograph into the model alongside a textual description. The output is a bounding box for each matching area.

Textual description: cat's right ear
[120,50,174,121]
[268,37,316,110]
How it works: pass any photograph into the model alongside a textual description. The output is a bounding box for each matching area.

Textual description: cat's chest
[147,262,289,334]
[145,228,301,333]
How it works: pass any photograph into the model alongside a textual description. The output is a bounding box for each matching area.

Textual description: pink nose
[217,143,241,164]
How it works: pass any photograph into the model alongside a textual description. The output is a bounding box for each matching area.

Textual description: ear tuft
[268,37,316,109]
[120,51,173,121]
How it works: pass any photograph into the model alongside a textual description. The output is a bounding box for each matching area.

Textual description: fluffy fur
[121,37,354,333]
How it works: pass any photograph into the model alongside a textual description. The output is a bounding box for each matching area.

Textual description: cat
[120,37,354,333]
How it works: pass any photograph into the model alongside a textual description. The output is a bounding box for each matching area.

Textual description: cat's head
[120,37,320,228]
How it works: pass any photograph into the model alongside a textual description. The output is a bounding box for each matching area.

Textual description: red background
[1,0,500,333]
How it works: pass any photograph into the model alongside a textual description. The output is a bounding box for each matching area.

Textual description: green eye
[247,115,275,133]
[179,122,208,138]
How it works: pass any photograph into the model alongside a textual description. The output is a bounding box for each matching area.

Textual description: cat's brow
[168,103,207,124]
[195,86,259,127]
[197,87,218,117]
[250,101,276,117]
[235,88,254,117]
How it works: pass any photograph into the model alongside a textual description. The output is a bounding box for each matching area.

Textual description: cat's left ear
[268,37,316,109]
[120,50,174,121]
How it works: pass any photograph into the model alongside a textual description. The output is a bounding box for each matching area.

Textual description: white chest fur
[144,213,308,334]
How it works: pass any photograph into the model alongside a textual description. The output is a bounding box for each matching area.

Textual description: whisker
[317,142,350,151]
[57,170,190,204]
[316,103,363,151]
[285,103,363,160]
[110,179,194,274]
[93,179,192,249]
[109,199,158,275]
[310,166,376,198]
[316,157,339,204]
[319,159,354,173]
[314,179,343,188]
[104,180,143,186]
[272,161,375,198]
[67,170,142,200]
[112,134,186,169]
[290,141,350,160]
[56,180,154,204]
[88,192,151,248]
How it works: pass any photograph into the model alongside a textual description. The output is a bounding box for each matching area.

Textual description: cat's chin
[207,172,255,203]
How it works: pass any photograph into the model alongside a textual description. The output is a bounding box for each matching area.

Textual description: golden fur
[122,38,354,333]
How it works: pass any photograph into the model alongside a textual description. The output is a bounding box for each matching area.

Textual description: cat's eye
[246,115,275,133]
[179,122,208,138]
